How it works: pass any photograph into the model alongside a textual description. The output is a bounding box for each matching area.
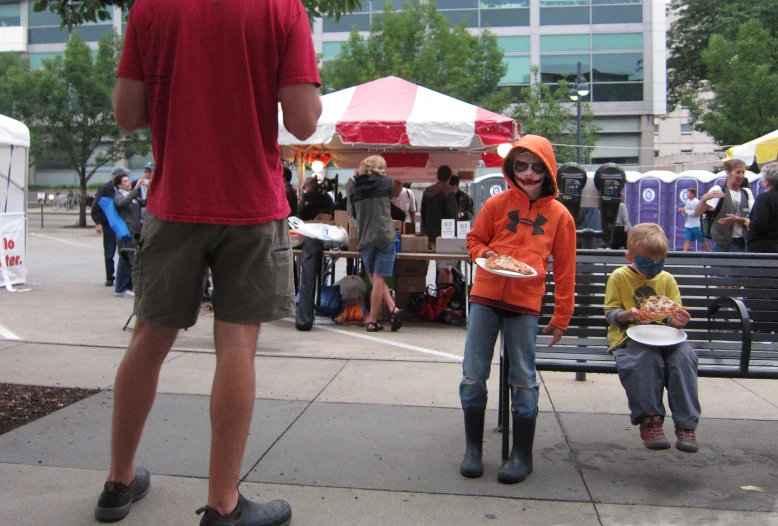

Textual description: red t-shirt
[117,0,321,224]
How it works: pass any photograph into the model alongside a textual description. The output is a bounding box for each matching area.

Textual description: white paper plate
[626,325,687,346]
[475,257,537,278]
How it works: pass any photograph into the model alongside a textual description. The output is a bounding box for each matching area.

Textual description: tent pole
[297,151,305,202]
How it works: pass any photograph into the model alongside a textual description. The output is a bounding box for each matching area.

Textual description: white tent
[0,114,30,287]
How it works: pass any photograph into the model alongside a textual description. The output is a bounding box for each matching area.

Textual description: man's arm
[694,187,723,217]
[113,78,149,132]
[280,84,322,141]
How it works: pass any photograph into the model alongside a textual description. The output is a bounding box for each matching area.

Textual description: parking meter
[594,163,627,245]
[556,163,588,226]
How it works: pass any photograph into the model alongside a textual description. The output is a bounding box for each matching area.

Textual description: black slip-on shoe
[197,494,291,526]
[94,467,151,523]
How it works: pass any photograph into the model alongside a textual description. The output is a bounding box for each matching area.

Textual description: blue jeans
[711,239,746,252]
[613,339,700,429]
[459,303,540,417]
[115,250,133,293]
[102,222,116,282]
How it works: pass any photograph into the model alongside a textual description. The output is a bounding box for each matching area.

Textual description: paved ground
[1,207,777,525]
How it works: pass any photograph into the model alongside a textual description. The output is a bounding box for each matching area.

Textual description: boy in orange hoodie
[459,135,577,484]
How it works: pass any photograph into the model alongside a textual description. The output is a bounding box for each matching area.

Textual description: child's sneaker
[639,415,671,450]
[675,428,699,453]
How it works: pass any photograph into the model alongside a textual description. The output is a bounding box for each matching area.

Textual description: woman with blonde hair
[348,155,406,331]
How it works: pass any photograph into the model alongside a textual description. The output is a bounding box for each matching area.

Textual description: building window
[540,34,590,52]
[28,52,64,69]
[501,56,531,84]
[592,32,642,51]
[591,5,642,24]
[539,54,590,83]
[323,13,370,32]
[322,41,346,59]
[540,6,589,25]
[438,9,478,27]
[681,149,692,154]
[681,124,693,135]
[0,2,21,27]
[592,82,643,102]
[479,7,529,26]
[497,36,530,53]
[438,0,479,8]
[654,150,659,157]
[653,124,659,136]
[592,52,643,82]
[479,0,529,8]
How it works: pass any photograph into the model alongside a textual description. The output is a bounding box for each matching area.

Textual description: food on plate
[485,254,535,275]
[636,295,686,323]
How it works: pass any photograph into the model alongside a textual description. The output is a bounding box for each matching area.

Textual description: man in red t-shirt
[94,1,321,524]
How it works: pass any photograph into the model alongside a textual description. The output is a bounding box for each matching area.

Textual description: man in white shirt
[694,159,753,252]
[678,188,710,252]
[391,179,416,232]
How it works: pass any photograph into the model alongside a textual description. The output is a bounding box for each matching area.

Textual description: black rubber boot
[497,414,536,484]
[460,409,485,478]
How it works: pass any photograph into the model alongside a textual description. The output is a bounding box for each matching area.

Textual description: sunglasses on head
[513,160,547,175]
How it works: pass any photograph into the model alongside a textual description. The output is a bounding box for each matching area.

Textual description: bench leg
[501,335,510,461]
[576,371,587,382]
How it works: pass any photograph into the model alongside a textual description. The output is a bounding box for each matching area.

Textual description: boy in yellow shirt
[604,223,701,453]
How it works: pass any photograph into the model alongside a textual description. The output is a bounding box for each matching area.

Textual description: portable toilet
[472,173,507,217]
[668,173,706,250]
[633,174,664,230]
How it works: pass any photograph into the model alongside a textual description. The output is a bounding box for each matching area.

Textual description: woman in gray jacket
[348,155,405,332]
[113,173,146,297]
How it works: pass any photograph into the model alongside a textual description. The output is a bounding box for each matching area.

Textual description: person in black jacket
[421,165,458,284]
[747,162,778,253]
[297,175,334,220]
[283,166,297,217]
[448,175,475,222]
[90,167,125,287]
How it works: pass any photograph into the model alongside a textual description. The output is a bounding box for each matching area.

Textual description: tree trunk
[78,168,88,227]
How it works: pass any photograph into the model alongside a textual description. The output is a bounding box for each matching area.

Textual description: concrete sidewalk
[0,223,776,525]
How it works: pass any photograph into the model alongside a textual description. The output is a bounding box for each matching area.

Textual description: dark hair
[437,165,452,182]
[283,166,292,182]
[449,175,460,187]
[113,174,128,187]
[686,188,697,197]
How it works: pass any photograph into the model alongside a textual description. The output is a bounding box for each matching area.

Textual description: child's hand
[543,324,564,347]
[619,308,642,323]
[483,250,497,259]
[669,309,690,328]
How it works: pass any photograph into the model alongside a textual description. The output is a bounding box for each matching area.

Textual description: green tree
[31,0,362,28]
[682,19,778,147]
[511,67,599,164]
[320,1,512,113]
[667,0,778,109]
[1,32,150,227]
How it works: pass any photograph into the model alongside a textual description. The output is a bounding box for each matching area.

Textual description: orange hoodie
[466,134,577,330]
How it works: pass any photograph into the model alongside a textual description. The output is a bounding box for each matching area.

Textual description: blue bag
[316,285,342,318]
[98,197,131,242]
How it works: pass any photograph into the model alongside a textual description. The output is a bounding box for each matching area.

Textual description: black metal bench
[533,250,778,379]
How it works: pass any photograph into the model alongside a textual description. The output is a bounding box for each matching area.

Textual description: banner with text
[0,213,26,286]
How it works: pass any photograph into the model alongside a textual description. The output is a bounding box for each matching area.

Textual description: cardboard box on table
[400,235,429,253]
[334,210,350,231]
[435,237,468,254]
[396,275,427,294]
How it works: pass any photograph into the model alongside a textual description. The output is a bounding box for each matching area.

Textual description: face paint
[633,255,665,279]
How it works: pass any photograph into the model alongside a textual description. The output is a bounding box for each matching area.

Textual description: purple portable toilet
[670,176,706,251]
[634,175,664,230]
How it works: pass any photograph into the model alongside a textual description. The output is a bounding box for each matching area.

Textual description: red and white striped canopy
[279,76,518,176]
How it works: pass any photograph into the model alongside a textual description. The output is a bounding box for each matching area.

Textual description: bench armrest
[707,297,752,374]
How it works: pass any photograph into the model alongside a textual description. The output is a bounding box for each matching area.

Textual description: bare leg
[108,320,179,485]
[382,283,396,312]
[683,241,690,252]
[368,274,385,324]
[702,241,711,252]
[207,320,261,515]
